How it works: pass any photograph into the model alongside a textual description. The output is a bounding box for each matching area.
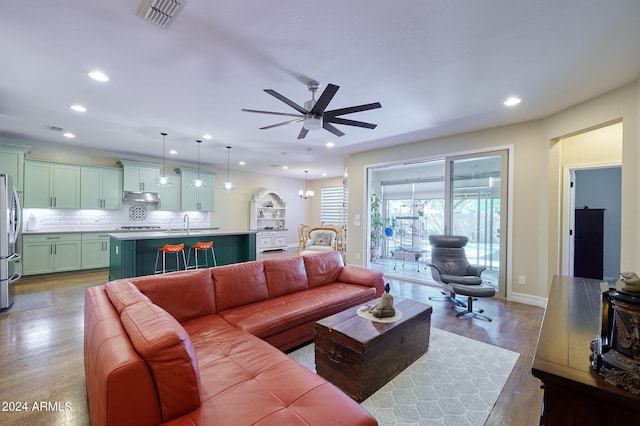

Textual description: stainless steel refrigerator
[1,173,22,310]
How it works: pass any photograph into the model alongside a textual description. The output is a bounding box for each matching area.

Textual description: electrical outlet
[518,275,526,285]
[356,253,361,260]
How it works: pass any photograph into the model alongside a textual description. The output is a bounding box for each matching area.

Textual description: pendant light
[191,140,206,188]
[221,146,236,191]
[155,132,172,186]
[299,170,314,199]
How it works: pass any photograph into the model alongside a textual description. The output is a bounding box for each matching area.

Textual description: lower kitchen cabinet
[22,234,82,275]
[82,233,111,269]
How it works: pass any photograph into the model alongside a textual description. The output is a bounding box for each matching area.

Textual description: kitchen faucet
[183,214,190,233]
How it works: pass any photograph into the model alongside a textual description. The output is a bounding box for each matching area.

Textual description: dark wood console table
[532,276,640,425]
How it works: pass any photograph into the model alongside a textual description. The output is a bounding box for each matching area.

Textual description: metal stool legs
[154,243,187,274]
[187,241,217,269]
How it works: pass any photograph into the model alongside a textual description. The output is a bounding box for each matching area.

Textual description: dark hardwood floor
[0,255,545,425]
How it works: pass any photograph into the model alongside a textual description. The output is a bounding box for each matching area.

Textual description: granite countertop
[108,229,256,241]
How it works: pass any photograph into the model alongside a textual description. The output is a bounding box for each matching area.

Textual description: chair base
[428,289,468,307]
[452,296,492,322]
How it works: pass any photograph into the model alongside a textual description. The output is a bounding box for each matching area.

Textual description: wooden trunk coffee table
[314,297,432,402]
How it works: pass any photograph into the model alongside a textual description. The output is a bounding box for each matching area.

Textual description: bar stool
[154,243,187,274]
[187,241,217,269]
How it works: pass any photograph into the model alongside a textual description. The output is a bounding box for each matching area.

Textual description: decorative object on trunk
[369,283,395,318]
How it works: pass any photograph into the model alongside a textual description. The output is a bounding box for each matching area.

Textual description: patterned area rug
[288,328,519,426]
[1,292,52,314]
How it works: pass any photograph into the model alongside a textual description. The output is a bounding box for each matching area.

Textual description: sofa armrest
[338,265,385,297]
[84,286,161,426]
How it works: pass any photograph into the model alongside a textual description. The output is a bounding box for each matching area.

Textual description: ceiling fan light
[303,115,322,131]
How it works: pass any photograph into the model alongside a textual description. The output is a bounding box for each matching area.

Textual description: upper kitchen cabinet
[24,160,80,208]
[0,144,30,191]
[81,166,123,210]
[177,167,215,211]
[118,160,161,192]
[157,174,181,211]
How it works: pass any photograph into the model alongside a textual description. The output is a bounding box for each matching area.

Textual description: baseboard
[510,291,548,308]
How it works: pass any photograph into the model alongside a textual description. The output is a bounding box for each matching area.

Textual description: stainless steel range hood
[123,191,160,203]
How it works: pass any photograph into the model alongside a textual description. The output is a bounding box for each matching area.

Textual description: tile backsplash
[23,205,211,232]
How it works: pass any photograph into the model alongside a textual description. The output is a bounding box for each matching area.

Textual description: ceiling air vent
[139,0,186,30]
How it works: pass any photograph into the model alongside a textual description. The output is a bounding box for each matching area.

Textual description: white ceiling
[1,0,639,180]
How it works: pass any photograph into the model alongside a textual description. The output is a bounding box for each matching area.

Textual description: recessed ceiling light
[63,132,76,138]
[88,71,109,82]
[203,134,213,139]
[70,105,87,112]
[239,161,246,166]
[326,142,335,148]
[169,150,177,155]
[322,173,327,177]
[504,97,521,106]
[282,166,289,170]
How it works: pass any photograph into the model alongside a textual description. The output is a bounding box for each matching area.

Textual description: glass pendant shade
[299,171,314,199]
[191,140,206,189]
[156,132,172,186]
[221,146,235,191]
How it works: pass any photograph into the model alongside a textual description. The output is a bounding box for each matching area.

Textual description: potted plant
[370,194,385,259]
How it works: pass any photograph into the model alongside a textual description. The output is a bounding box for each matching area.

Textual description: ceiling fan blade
[264,89,308,114]
[260,118,304,130]
[297,127,309,139]
[326,116,378,129]
[323,122,346,137]
[311,84,339,115]
[242,108,303,118]
[325,102,382,117]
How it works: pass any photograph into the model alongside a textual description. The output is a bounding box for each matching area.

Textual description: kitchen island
[109,229,256,280]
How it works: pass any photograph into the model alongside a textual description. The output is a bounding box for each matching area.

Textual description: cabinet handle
[54,244,57,255]
[50,244,53,255]
[53,197,57,207]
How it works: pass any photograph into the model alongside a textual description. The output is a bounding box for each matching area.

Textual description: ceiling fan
[242,80,381,139]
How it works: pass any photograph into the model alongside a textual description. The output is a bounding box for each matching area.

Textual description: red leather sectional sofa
[84,250,384,425]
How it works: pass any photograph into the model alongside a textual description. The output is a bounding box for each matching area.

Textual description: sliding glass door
[446,152,507,291]
[368,149,508,294]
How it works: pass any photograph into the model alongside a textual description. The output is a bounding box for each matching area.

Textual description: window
[321,186,347,227]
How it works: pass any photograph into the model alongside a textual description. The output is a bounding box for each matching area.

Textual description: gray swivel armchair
[427,235,495,321]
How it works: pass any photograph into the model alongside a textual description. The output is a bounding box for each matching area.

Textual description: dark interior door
[574,208,604,279]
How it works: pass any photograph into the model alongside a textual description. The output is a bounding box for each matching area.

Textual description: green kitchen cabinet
[177,167,215,211]
[157,174,181,211]
[119,160,161,192]
[0,144,30,191]
[23,234,82,275]
[82,233,110,269]
[24,160,81,208]
[81,166,122,209]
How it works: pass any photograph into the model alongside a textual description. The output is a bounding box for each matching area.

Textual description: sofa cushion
[218,283,376,339]
[264,256,309,297]
[105,279,150,314]
[120,301,201,422]
[130,269,215,323]
[213,260,269,311]
[303,250,344,288]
